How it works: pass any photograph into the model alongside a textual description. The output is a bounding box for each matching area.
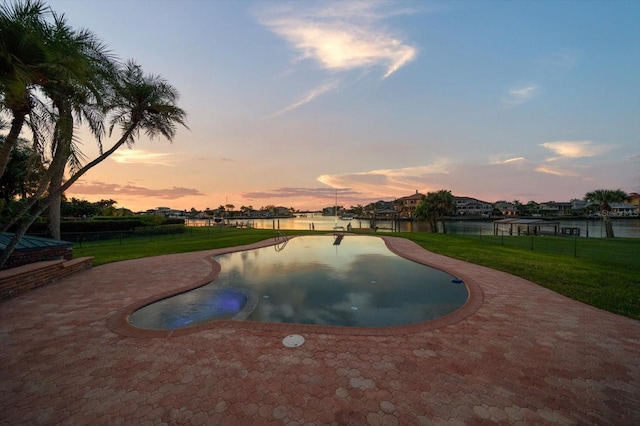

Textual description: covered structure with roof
[493,218,559,236]
[0,233,73,270]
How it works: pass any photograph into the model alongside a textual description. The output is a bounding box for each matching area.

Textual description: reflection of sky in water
[214,236,468,327]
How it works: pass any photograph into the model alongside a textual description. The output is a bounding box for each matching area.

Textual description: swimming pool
[128,235,468,329]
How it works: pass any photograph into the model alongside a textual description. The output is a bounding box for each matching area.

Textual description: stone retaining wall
[0,257,93,302]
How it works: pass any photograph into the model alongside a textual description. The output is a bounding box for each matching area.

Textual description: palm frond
[66,131,87,173]
[106,60,188,146]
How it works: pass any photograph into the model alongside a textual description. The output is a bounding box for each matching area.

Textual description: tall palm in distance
[584,189,631,238]
[414,189,455,233]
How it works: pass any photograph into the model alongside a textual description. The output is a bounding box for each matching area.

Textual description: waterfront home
[454,196,493,216]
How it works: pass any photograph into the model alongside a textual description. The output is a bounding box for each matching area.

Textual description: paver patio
[1,236,639,425]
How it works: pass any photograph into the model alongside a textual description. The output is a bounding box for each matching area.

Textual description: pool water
[128,287,256,330]
[129,235,468,329]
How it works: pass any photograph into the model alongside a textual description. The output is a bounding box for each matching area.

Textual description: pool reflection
[214,236,468,327]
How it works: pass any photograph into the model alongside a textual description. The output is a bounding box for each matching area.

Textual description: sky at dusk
[43,0,639,212]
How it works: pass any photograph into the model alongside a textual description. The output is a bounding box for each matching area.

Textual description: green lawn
[394,232,640,320]
[74,228,640,320]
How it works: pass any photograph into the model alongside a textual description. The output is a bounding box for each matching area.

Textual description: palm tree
[0,61,188,268]
[0,1,116,239]
[40,12,117,239]
[584,189,630,238]
[414,189,454,232]
[0,0,52,178]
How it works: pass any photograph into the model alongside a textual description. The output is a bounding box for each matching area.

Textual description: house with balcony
[494,201,517,216]
[539,201,574,217]
[394,191,424,218]
[363,200,396,217]
[454,197,493,216]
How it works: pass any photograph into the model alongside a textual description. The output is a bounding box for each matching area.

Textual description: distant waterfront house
[454,197,493,216]
[394,191,424,218]
[273,206,294,217]
[629,192,640,207]
[322,206,339,216]
[494,202,518,216]
[609,203,639,217]
[571,199,592,210]
[539,201,573,217]
[373,208,400,221]
[151,207,186,217]
[364,200,395,216]
[569,200,595,215]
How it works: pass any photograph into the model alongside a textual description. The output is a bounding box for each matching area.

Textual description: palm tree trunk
[0,112,27,179]
[46,107,73,240]
[603,214,615,238]
[47,142,69,240]
[0,125,137,269]
[46,154,67,240]
[0,169,50,234]
[46,186,62,239]
[0,200,45,269]
[57,125,136,195]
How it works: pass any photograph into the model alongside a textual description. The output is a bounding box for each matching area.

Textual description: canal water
[187,215,640,238]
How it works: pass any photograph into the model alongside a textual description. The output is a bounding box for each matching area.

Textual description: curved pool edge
[107,235,484,338]
[107,237,284,338]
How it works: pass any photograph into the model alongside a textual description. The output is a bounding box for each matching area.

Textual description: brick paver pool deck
[1,236,639,425]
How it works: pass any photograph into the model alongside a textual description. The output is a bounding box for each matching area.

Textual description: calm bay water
[187,215,640,238]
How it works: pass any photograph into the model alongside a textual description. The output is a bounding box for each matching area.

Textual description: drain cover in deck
[282,334,305,348]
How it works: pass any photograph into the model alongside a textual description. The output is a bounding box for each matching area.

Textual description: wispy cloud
[269,80,341,118]
[503,85,538,107]
[539,140,612,161]
[243,187,360,199]
[237,152,636,208]
[537,49,583,73]
[260,2,417,77]
[534,165,580,177]
[240,187,368,207]
[258,1,418,115]
[317,160,451,196]
[111,149,177,166]
[490,156,527,165]
[69,181,205,199]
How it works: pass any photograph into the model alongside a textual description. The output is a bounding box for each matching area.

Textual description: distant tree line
[412,188,631,238]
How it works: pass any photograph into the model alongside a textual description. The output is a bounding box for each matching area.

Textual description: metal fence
[61,223,638,268]
[61,225,187,246]
[444,227,639,267]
